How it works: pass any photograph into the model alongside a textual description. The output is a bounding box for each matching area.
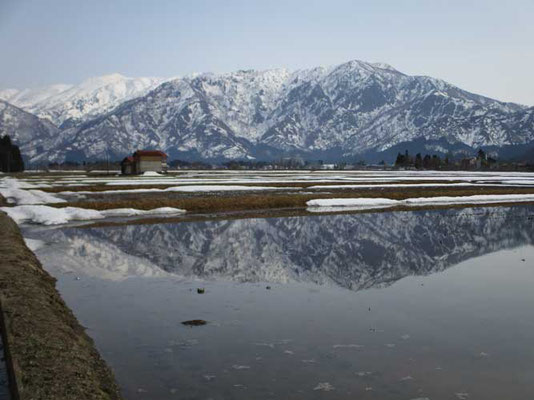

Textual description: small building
[121,156,134,175]
[121,150,168,175]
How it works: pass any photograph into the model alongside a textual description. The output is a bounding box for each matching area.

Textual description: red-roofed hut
[121,150,168,175]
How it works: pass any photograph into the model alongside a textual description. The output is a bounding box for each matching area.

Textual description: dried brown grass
[53,186,534,214]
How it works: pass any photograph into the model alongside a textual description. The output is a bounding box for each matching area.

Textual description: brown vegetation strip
[41,182,307,192]
[0,212,122,400]
[52,186,534,214]
[39,180,473,193]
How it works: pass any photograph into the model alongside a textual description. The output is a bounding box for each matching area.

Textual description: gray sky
[1,0,533,105]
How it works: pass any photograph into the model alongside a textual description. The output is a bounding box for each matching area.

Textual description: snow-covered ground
[3,170,534,225]
[0,177,185,225]
[0,178,64,204]
[1,205,185,225]
[307,194,534,212]
[9,171,534,191]
[17,169,534,189]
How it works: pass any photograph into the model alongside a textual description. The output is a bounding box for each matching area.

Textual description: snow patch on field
[306,198,398,212]
[165,185,298,192]
[0,178,65,204]
[404,194,534,206]
[309,183,476,189]
[1,205,185,225]
[307,194,534,212]
[2,205,102,225]
[101,207,185,217]
[500,180,534,185]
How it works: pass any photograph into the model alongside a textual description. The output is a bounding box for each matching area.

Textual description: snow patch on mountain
[0,100,59,159]
[1,73,166,126]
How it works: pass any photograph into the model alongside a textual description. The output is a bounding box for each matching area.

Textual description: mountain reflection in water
[41,206,534,288]
[27,206,534,400]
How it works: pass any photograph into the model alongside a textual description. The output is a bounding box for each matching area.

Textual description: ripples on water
[26,206,534,399]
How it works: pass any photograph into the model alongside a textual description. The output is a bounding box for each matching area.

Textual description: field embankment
[0,210,122,400]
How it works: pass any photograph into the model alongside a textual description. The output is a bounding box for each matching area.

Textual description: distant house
[121,150,168,175]
[320,164,336,170]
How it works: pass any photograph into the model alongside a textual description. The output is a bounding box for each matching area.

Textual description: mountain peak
[370,62,398,71]
[333,59,402,75]
[0,73,166,127]
[2,59,533,164]
[79,73,129,88]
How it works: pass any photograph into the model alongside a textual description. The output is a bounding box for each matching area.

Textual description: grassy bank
[0,211,122,400]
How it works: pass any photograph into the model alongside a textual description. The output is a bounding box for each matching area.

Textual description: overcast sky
[1,0,533,105]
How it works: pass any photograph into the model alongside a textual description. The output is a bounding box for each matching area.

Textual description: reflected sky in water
[26,206,534,399]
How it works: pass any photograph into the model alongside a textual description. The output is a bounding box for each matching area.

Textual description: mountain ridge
[41,206,534,287]
[0,73,166,127]
[2,60,534,163]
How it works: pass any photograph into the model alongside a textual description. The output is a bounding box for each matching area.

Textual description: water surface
[26,206,534,399]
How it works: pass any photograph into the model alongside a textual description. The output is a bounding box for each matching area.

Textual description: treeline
[395,151,449,170]
[169,159,215,169]
[0,135,24,173]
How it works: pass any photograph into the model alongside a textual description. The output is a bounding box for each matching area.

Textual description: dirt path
[0,211,122,400]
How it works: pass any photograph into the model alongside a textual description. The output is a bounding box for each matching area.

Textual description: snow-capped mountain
[2,60,534,162]
[0,100,59,159]
[0,73,166,127]
[0,84,73,110]
[44,206,534,288]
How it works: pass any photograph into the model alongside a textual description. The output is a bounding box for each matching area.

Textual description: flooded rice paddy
[24,205,534,399]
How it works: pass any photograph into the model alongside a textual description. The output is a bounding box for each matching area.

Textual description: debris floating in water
[332,344,364,349]
[254,342,275,349]
[313,382,335,391]
[181,319,207,326]
[197,288,205,294]
[232,365,251,370]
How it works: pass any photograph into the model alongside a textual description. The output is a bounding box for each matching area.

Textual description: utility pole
[106,147,110,175]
